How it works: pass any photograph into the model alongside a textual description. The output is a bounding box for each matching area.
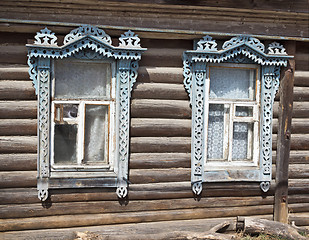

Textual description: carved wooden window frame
[27,25,146,201]
[183,36,292,195]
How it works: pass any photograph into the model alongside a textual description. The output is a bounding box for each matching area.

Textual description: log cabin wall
[0,1,308,239]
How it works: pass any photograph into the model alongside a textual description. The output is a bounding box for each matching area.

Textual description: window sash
[204,64,260,167]
[51,100,115,170]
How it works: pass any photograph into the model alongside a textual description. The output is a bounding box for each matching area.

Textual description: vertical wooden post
[274,42,296,223]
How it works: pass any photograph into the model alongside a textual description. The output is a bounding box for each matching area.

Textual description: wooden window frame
[27,25,146,201]
[183,35,292,195]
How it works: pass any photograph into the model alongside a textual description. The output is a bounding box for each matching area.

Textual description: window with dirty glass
[27,25,146,201]
[183,35,292,195]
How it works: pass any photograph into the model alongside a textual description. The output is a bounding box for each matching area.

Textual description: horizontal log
[294,71,309,87]
[295,53,309,71]
[0,205,274,231]
[0,101,36,118]
[0,171,36,188]
[130,152,190,169]
[0,153,36,171]
[0,119,36,135]
[0,136,37,153]
[273,134,309,151]
[272,150,309,164]
[0,80,35,100]
[293,86,309,101]
[139,48,184,67]
[130,118,191,137]
[0,217,237,240]
[130,137,191,153]
[289,203,309,213]
[0,45,27,65]
[132,82,188,100]
[273,118,309,134]
[0,65,29,80]
[137,67,183,84]
[0,196,275,219]
[289,213,309,226]
[288,164,309,179]
[131,99,191,119]
[274,102,309,118]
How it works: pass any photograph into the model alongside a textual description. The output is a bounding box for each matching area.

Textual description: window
[183,36,292,195]
[27,26,146,201]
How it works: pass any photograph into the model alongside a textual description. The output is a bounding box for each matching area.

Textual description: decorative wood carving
[27,25,146,201]
[183,35,293,195]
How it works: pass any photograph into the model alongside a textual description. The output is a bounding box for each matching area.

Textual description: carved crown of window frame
[27,25,146,201]
[183,35,293,195]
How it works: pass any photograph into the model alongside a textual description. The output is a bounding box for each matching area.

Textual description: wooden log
[0,66,29,80]
[0,136,37,153]
[0,205,274,231]
[139,48,184,67]
[137,67,183,84]
[131,99,191,119]
[0,153,36,171]
[0,196,275,219]
[288,150,309,164]
[272,134,309,150]
[132,83,188,100]
[294,71,309,87]
[288,164,309,179]
[295,53,309,71]
[289,213,309,226]
[130,137,191,153]
[0,119,36,135]
[0,218,237,240]
[293,86,309,101]
[130,152,190,169]
[130,118,191,137]
[273,119,309,134]
[0,171,36,188]
[0,45,27,64]
[273,101,309,118]
[0,80,35,100]
[275,57,295,223]
[0,101,36,118]
[288,203,309,213]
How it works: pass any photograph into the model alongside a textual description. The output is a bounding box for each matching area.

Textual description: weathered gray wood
[288,164,309,179]
[132,83,188,100]
[130,153,190,168]
[131,99,191,119]
[295,53,309,71]
[273,102,309,118]
[140,48,185,67]
[0,45,27,64]
[0,218,237,240]
[0,136,37,153]
[137,67,183,84]
[273,119,309,134]
[131,118,191,137]
[289,213,309,226]
[0,66,29,80]
[0,153,36,171]
[0,101,36,118]
[244,217,307,240]
[0,119,36,135]
[294,71,309,87]
[130,137,191,153]
[0,197,275,219]
[0,205,274,231]
[272,134,309,150]
[0,171,36,188]
[0,80,35,100]
[275,55,295,223]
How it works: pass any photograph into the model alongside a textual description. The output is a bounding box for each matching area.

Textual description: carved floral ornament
[183,35,293,195]
[27,25,146,201]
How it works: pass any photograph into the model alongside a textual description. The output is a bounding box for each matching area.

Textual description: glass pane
[207,104,225,160]
[84,105,108,164]
[54,124,77,164]
[235,106,253,117]
[54,59,111,99]
[209,67,256,100]
[63,104,78,119]
[232,122,253,160]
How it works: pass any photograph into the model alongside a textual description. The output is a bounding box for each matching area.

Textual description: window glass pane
[207,104,225,160]
[235,106,253,117]
[232,122,253,160]
[54,59,111,99]
[63,104,78,119]
[209,67,256,100]
[54,124,77,164]
[84,105,108,164]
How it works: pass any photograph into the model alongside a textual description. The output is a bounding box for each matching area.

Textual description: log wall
[0,21,308,239]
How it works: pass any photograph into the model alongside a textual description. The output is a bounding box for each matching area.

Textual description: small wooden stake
[274,41,296,223]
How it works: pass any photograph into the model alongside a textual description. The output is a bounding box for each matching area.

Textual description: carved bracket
[183,35,292,195]
[27,25,146,200]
